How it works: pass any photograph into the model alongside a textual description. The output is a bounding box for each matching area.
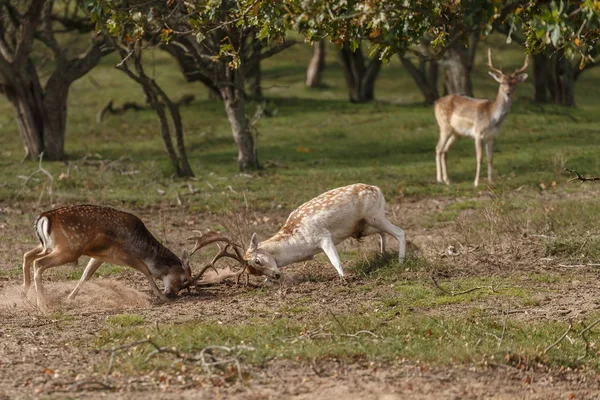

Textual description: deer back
[36,205,181,274]
[267,184,384,248]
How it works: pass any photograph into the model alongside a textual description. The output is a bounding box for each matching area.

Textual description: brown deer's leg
[23,245,44,295]
[33,250,79,309]
[67,258,104,301]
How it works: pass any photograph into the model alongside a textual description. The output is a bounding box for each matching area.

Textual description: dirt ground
[1,195,600,399]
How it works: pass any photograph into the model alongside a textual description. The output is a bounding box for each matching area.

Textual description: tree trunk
[42,74,69,160]
[6,88,44,159]
[441,33,478,96]
[339,44,382,103]
[219,62,257,172]
[223,92,257,171]
[532,53,550,103]
[399,55,439,104]
[306,40,326,88]
[246,39,263,98]
[552,52,576,107]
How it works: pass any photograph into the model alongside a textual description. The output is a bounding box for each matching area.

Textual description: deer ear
[488,71,502,83]
[248,233,259,251]
[516,73,528,83]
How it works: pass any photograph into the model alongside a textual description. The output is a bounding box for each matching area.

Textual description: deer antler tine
[513,53,529,74]
[487,48,503,75]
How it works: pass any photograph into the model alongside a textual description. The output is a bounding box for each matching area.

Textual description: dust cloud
[0,279,150,315]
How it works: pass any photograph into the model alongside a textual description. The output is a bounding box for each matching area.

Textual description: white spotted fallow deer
[22,205,193,308]
[434,48,529,187]
[189,184,405,280]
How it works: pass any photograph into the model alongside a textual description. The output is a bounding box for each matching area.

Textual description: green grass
[92,309,600,376]
[0,36,598,211]
[106,314,146,327]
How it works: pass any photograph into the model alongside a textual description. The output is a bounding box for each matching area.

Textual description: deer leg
[67,258,103,301]
[379,233,387,254]
[319,237,344,278]
[440,134,457,184]
[23,245,45,295]
[127,260,169,301]
[486,139,495,183]
[435,131,452,183]
[33,250,78,309]
[474,136,483,187]
[366,218,405,262]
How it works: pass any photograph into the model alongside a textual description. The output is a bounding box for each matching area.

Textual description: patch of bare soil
[1,191,600,399]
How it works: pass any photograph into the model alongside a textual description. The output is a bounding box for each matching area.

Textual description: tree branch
[565,168,600,183]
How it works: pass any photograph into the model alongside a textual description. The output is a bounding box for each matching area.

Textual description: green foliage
[106,314,146,327]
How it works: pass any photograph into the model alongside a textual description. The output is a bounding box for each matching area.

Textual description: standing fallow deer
[189,184,405,280]
[22,205,194,308]
[435,49,529,187]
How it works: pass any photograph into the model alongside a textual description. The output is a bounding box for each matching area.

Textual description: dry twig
[565,168,600,183]
[544,321,573,354]
[17,152,54,204]
[431,275,495,296]
[103,338,254,384]
[97,94,195,122]
[577,318,600,360]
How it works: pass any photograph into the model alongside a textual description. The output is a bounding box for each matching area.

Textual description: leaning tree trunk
[306,40,326,88]
[220,63,257,172]
[339,44,382,103]
[115,43,194,177]
[4,65,45,159]
[399,54,439,104]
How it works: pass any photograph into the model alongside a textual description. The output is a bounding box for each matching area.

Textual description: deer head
[186,230,281,285]
[244,233,281,279]
[161,250,193,297]
[487,48,529,96]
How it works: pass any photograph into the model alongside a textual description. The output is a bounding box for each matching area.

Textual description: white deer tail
[35,216,53,253]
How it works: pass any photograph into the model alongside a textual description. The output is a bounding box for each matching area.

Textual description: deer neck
[259,232,319,268]
[489,88,513,127]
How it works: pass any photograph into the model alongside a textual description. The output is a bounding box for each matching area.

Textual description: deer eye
[255,259,262,266]
[182,277,189,284]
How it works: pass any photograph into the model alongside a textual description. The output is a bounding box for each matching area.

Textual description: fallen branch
[577,318,600,360]
[103,338,254,384]
[544,321,573,354]
[431,275,495,296]
[97,94,195,123]
[565,168,600,183]
[557,263,600,268]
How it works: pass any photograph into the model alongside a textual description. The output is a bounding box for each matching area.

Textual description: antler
[185,230,249,286]
[487,48,503,75]
[513,54,529,75]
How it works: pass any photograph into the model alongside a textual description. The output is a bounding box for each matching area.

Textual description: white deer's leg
[486,139,495,183]
[435,134,446,183]
[23,245,44,295]
[440,134,457,184]
[67,258,103,301]
[474,136,483,187]
[379,233,387,254]
[319,237,344,277]
[366,218,405,262]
